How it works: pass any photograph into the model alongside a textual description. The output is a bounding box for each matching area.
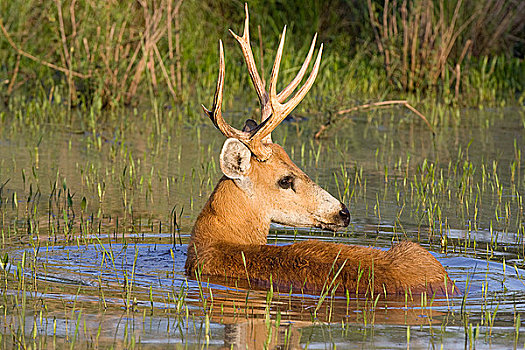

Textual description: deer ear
[220,138,252,179]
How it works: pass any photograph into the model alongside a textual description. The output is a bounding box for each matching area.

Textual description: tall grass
[0,0,185,108]
[0,0,523,126]
[367,0,525,102]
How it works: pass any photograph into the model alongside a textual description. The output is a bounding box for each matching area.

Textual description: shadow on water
[1,107,525,348]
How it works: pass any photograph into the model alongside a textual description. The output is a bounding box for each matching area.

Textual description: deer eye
[278,175,294,190]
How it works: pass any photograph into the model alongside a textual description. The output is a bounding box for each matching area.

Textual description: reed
[1,0,523,119]
[0,4,524,348]
[367,0,524,102]
[0,0,184,108]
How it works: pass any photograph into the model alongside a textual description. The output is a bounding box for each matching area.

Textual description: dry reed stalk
[42,0,174,106]
[121,40,143,100]
[167,0,175,85]
[368,0,388,73]
[69,0,77,39]
[3,30,31,99]
[144,1,158,90]
[453,39,471,99]
[408,0,420,90]
[391,0,398,37]
[55,0,71,68]
[314,100,433,139]
[455,64,460,99]
[401,0,408,88]
[99,22,116,95]
[431,0,463,85]
[0,19,89,79]
[127,55,147,103]
[148,50,158,90]
[115,22,127,62]
[173,0,184,100]
[92,25,101,65]
[166,0,183,101]
[6,54,21,97]
[420,0,433,82]
[468,0,525,56]
[153,43,177,101]
[125,0,177,104]
[114,21,128,94]
[368,0,482,97]
[55,0,77,105]
[174,4,182,99]
[382,0,391,78]
[127,28,153,100]
[82,38,90,63]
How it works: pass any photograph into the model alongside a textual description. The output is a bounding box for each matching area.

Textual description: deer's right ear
[220,138,252,179]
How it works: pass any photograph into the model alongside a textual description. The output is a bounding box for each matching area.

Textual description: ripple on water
[6,242,522,310]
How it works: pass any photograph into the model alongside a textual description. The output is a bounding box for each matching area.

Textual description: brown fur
[185,144,458,297]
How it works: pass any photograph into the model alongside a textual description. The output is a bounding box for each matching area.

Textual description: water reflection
[2,236,522,348]
[1,108,524,348]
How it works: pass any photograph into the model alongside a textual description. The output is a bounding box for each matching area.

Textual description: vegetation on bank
[1,2,525,349]
[0,0,524,127]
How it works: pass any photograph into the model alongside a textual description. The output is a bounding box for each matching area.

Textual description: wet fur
[187,239,456,296]
[185,144,458,296]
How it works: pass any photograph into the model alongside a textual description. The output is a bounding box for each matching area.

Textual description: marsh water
[1,106,525,349]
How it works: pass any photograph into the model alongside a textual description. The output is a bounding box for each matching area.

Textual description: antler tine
[202,40,248,140]
[229,3,269,112]
[268,25,287,107]
[203,6,323,162]
[277,33,317,103]
[254,29,323,142]
[203,40,273,161]
[279,43,323,117]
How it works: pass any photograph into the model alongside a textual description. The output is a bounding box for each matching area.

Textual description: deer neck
[190,176,269,248]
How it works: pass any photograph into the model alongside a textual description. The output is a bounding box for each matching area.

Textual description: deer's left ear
[220,138,252,179]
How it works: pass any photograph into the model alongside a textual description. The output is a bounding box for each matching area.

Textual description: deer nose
[339,205,350,226]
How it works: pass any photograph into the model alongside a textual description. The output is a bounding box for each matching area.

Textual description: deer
[185,4,458,298]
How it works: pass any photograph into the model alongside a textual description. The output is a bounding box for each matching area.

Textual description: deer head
[186,6,458,299]
[200,4,349,237]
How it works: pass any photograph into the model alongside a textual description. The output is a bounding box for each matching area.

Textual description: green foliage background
[0,0,524,126]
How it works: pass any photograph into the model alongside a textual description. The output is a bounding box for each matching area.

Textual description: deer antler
[203,3,322,161]
[201,40,273,160]
[256,27,323,143]
[228,5,269,119]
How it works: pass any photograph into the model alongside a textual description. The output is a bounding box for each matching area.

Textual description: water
[1,107,524,348]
